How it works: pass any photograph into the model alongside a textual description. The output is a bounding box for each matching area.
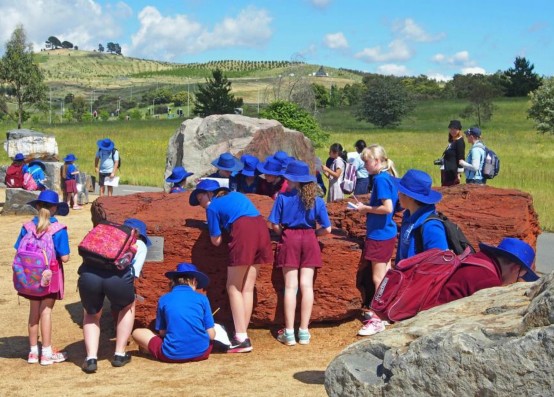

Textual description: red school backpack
[5,163,25,188]
[370,247,497,322]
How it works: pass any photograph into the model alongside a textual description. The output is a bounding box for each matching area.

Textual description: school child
[237,154,261,194]
[189,179,272,353]
[26,160,48,191]
[166,166,194,193]
[209,152,243,191]
[321,143,347,202]
[132,263,215,362]
[62,154,82,209]
[350,144,399,336]
[5,152,26,188]
[78,218,150,373]
[256,156,288,199]
[268,160,332,345]
[352,140,372,195]
[14,190,70,365]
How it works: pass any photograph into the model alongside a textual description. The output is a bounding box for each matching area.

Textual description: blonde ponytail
[36,206,52,234]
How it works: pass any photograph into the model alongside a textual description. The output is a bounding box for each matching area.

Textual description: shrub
[528,77,554,134]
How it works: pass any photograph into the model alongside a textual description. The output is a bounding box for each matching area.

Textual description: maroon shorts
[64,179,78,193]
[363,237,397,263]
[228,216,273,266]
[275,229,322,268]
[148,335,212,363]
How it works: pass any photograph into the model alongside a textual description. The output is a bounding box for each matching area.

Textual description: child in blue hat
[62,153,82,209]
[208,152,243,191]
[166,166,194,193]
[237,154,261,194]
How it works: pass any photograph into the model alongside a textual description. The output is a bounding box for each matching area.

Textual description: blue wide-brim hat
[479,238,539,282]
[240,155,260,177]
[189,179,229,206]
[29,160,46,170]
[257,157,284,176]
[165,262,209,289]
[123,218,152,247]
[97,138,114,151]
[166,166,194,183]
[14,153,25,161]
[27,190,69,216]
[211,152,244,172]
[395,169,442,204]
[63,153,77,162]
[283,160,316,183]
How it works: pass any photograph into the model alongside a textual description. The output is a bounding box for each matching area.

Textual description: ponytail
[362,144,398,176]
[36,206,52,234]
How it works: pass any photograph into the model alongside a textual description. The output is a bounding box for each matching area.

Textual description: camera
[433,159,443,166]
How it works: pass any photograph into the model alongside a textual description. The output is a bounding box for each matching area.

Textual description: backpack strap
[459,252,499,278]
[23,221,66,237]
[414,213,442,254]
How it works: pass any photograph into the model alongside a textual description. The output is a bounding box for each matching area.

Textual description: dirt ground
[0,188,363,397]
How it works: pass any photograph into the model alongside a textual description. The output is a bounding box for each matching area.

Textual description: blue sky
[1,0,552,80]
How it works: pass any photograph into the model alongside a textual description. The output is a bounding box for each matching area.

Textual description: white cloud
[377,64,409,76]
[309,0,331,8]
[431,50,486,75]
[427,73,451,82]
[355,39,412,62]
[392,18,445,42]
[323,32,348,49]
[461,67,486,75]
[128,6,272,60]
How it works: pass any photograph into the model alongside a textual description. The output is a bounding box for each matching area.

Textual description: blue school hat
[282,160,316,183]
[189,179,230,206]
[97,138,114,151]
[257,157,284,176]
[14,153,25,161]
[211,152,243,172]
[27,190,69,216]
[63,153,77,162]
[123,218,152,247]
[479,238,538,282]
[165,262,209,289]
[240,155,259,177]
[395,169,442,205]
[166,166,193,183]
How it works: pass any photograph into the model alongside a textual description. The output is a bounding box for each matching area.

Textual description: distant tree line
[98,42,122,55]
[45,36,77,50]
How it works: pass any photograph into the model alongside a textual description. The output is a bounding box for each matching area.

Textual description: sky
[0,0,552,81]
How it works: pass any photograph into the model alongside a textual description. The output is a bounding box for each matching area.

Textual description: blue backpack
[482,146,500,179]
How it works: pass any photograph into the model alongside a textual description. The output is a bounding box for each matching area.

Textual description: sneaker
[276,329,296,346]
[298,329,311,345]
[227,338,253,353]
[72,205,83,210]
[82,358,97,374]
[358,318,386,336]
[27,352,39,364]
[40,350,68,366]
[111,352,132,367]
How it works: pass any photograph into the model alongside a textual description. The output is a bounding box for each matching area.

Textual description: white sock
[86,356,97,361]
[42,346,52,356]
[114,352,127,357]
[235,333,247,342]
[299,328,309,333]
[30,345,39,354]
[285,328,294,335]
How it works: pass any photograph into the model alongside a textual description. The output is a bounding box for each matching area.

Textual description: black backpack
[112,148,121,170]
[414,212,475,255]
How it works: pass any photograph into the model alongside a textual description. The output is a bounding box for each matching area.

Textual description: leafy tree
[0,95,8,119]
[193,68,243,116]
[342,83,364,106]
[62,108,74,123]
[402,75,443,99]
[98,43,104,52]
[114,43,122,55]
[0,25,47,128]
[172,90,192,106]
[528,77,554,134]
[64,93,74,104]
[312,84,330,109]
[329,84,345,107]
[504,56,542,97]
[61,41,73,49]
[70,95,87,121]
[74,45,78,50]
[128,109,143,120]
[260,100,329,148]
[356,75,415,128]
[106,42,115,53]
[47,36,62,49]
[458,74,501,126]
[99,109,110,121]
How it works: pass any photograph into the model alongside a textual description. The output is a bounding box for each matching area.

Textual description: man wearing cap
[459,127,486,184]
[94,138,119,197]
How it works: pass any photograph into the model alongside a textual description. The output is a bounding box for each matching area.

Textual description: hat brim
[479,243,539,281]
[63,156,77,162]
[166,172,193,183]
[164,270,209,289]
[189,187,229,206]
[256,163,283,176]
[283,173,316,183]
[27,200,69,216]
[241,169,257,177]
[211,158,243,172]
[97,140,114,151]
[394,177,443,204]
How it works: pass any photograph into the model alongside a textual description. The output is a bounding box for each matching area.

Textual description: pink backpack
[78,221,138,270]
[13,221,65,297]
[22,172,38,191]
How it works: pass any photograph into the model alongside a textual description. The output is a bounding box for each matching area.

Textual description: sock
[235,333,247,342]
[86,356,98,361]
[299,328,309,334]
[30,345,39,354]
[114,352,127,357]
[285,328,294,335]
[42,346,52,356]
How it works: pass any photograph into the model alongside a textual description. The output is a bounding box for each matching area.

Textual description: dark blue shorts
[98,173,111,187]
[78,264,135,314]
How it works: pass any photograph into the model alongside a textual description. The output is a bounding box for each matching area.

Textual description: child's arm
[206,327,215,340]
[355,198,393,215]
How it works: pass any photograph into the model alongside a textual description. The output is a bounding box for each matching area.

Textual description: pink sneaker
[28,352,39,364]
[357,318,387,336]
[40,350,68,366]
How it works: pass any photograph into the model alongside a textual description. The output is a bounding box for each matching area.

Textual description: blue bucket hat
[165,262,209,289]
[395,169,442,204]
[123,218,152,247]
[14,153,25,161]
[283,160,316,183]
[27,190,69,216]
[189,179,229,206]
[63,153,77,162]
[257,157,284,176]
[211,152,243,172]
[97,138,114,151]
[479,238,538,282]
[166,166,194,183]
[240,155,260,177]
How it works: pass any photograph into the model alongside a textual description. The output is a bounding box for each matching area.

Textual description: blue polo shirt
[14,217,70,256]
[169,186,186,193]
[207,192,260,237]
[268,190,331,229]
[156,285,214,360]
[365,172,398,240]
[65,164,77,180]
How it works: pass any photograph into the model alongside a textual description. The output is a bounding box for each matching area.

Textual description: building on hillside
[314,66,328,77]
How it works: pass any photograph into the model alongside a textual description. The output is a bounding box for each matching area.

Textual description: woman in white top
[322,143,347,202]
[459,127,486,184]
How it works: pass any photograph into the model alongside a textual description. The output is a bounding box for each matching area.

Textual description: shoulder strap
[23,221,37,233]
[460,252,499,278]
[414,213,441,254]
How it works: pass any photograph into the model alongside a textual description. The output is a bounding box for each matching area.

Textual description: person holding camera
[437,120,465,187]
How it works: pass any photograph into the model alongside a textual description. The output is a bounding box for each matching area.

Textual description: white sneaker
[358,318,386,336]
[40,350,68,366]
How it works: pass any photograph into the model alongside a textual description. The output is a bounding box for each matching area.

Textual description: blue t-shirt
[96,149,119,174]
[396,204,448,262]
[65,163,77,180]
[155,285,214,360]
[268,190,331,229]
[237,175,261,194]
[169,186,186,194]
[207,192,260,237]
[28,164,46,187]
[365,172,398,240]
[14,217,70,257]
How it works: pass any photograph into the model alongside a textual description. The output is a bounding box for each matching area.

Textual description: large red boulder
[90,184,540,329]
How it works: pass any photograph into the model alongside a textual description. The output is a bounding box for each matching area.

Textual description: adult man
[94,138,119,197]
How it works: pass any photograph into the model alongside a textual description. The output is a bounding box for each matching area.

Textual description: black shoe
[82,358,97,373]
[227,338,253,353]
[111,353,132,367]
